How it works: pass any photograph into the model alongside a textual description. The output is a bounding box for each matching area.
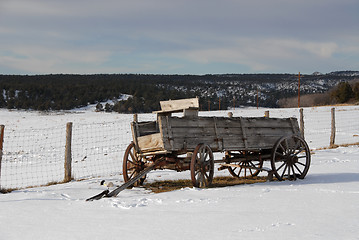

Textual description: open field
[1,106,359,240]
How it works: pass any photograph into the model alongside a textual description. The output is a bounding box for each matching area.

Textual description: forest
[1,72,358,112]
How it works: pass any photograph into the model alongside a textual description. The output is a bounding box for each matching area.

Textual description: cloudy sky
[0,0,358,75]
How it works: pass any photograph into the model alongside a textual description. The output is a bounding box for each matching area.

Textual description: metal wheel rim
[190,144,214,188]
[228,157,263,178]
[227,151,263,178]
[271,135,311,181]
[123,142,146,186]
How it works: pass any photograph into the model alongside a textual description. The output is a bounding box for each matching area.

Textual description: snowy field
[1,105,359,240]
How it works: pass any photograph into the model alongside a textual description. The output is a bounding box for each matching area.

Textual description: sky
[0,0,358,75]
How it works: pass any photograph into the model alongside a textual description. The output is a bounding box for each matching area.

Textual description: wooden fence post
[0,125,4,191]
[330,108,336,147]
[264,111,269,118]
[64,122,73,182]
[300,108,304,138]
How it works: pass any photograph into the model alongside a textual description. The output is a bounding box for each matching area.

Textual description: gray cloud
[0,0,358,74]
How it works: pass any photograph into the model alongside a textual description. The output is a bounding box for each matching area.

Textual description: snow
[1,106,359,240]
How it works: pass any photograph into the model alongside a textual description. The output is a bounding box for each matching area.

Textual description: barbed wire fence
[1,107,358,191]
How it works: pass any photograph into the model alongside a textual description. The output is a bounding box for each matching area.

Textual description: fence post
[300,108,304,138]
[64,122,73,182]
[330,108,336,147]
[0,125,4,191]
[264,111,269,118]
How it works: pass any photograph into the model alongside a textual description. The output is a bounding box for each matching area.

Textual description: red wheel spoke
[191,144,214,188]
[127,166,136,171]
[203,171,210,180]
[129,150,136,161]
[129,170,136,179]
[127,159,137,166]
[123,142,146,186]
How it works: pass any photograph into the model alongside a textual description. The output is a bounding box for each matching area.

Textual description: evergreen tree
[353,82,359,101]
[331,82,354,103]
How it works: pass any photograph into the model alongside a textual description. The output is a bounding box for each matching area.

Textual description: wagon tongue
[85,190,110,201]
[86,161,159,201]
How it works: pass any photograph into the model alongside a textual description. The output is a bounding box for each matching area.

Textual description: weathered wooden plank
[137,133,164,152]
[166,116,175,151]
[136,121,159,136]
[156,97,199,114]
[158,115,173,151]
[131,122,140,153]
[167,131,296,151]
[245,127,298,136]
[170,138,222,152]
[239,117,248,149]
[169,124,295,139]
[170,124,296,136]
[166,116,299,130]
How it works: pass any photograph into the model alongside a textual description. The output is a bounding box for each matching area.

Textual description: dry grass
[0,180,71,194]
[314,142,359,151]
[144,176,268,194]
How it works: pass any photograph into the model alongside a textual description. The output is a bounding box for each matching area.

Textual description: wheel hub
[287,154,298,165]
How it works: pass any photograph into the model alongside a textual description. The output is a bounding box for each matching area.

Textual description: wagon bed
[134,115,300,155]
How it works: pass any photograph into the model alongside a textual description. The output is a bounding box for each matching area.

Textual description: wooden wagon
[124,98,310,187]
[87,98,311,200]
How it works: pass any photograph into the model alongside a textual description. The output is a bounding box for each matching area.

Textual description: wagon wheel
[123,142,146,187]
[271,135,311,181]
[190,144,214,188]
[227,151,263,178]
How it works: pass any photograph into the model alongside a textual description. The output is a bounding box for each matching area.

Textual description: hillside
[1,71,358,112]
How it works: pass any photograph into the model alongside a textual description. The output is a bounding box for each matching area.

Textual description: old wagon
[87,98,311,200]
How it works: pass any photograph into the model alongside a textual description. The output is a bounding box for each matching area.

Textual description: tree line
[1,73,358,112]
[278,81,359,108]
[0,74,195,112]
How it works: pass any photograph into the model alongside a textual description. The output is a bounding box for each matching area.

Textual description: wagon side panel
[158,116,301,153]
[243,118,300,149]
[159,116,247,152]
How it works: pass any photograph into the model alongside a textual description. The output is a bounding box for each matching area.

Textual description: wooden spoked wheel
[123,142,146,186]
[190,144,214,188]
[271,135,311,181]
[227,152,263,178]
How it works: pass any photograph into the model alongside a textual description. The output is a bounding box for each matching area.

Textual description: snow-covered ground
[1,106,359,240]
